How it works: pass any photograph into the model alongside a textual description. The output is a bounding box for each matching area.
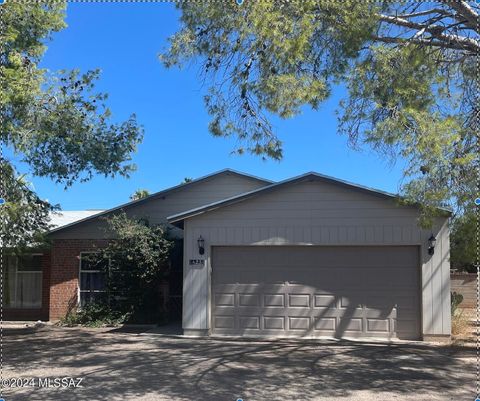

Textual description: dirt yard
[3,325,476,401]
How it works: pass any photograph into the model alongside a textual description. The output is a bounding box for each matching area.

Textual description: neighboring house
[50,210,107,229]
[5,169,452,341]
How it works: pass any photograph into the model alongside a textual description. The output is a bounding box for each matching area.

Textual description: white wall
[182,179,451,337]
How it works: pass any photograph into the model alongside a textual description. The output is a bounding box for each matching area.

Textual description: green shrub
[451,291,464,316]
[88,213,174,324]
[59,302,131,328]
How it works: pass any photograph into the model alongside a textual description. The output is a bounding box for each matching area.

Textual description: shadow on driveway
[3,326,474,401]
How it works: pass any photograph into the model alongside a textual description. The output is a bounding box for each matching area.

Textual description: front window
[79,252,108,307]
[2,254,43,308]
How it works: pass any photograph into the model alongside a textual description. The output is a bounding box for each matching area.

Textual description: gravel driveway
[3,325,475,401]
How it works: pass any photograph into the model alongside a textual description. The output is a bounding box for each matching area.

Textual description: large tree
[0,2,143,247]
[162,1,479,221]
[450,211,476,272]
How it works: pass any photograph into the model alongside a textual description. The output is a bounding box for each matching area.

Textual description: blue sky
[19,3,405,210]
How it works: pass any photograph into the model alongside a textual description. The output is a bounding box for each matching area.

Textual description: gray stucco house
[17,169,451,341]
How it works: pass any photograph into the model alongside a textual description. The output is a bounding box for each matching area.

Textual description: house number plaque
[189,259,205,267]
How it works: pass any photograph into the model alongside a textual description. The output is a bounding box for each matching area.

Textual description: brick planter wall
[451,272,476,308]
[49,239,108,321]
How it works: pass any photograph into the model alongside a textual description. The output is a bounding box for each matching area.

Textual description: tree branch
[371,35,476,52]
[446,1,479,32]
[395,8,454,19]
[377,13,480,53]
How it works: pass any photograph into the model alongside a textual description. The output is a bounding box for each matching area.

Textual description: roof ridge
[168,172,452,225]
[48,169,272,234]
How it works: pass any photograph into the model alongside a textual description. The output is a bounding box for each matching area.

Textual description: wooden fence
[451,272,477,308]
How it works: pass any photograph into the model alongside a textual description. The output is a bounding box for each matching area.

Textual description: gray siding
[182,180,451,337]
[50,172,268,239]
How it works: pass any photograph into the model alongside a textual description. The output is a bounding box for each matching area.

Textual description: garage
[211,246,421,340]
[169,172,451,341]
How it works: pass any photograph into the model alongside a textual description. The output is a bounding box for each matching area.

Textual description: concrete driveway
[3,325,474,401]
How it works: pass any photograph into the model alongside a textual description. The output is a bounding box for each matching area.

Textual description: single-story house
[5,169,452,341]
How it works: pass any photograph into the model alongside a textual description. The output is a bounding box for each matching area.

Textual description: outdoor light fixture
[197,235,205,255]
[428,234,436,255]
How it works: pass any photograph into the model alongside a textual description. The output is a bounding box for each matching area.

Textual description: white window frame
[78,251,108,308]
[5,253,43,309]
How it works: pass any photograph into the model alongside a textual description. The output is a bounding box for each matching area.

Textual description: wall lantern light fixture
[198,236,205,255]
[428,234,436,255]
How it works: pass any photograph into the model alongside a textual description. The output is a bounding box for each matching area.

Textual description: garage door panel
[288,294,310,307]
[214,316,235,329]
[264,294,285,307]
[238,294,260,307]
[367,318,390,332]
[339,318,363,332]
[289,317,310,330]
[239,316,260,329]
[236,284,285,292]
[264,316,285,330]
[314,318,337,331]
[212,246,420,339]
[214,293,235,307]
[314,295,337,308]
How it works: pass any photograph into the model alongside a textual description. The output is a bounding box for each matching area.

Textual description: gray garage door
[211,246,421,340]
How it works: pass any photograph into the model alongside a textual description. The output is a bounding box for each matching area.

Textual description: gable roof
[48,169,273,235]
[167,172,452,228]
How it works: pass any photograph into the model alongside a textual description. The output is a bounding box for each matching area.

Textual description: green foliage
[5,68,143,187]
[91,213,174,323]
[451,291,464,317]
[0,161,55,247]
[451,212,476,272]
[341,43,475,218]
[0,1,143,247]
[60,302,131,328]
[130,189,151,201]
[162,1,479,218]
[162,1,378,160]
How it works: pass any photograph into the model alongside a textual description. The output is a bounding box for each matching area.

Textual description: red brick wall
[49,239,108,320]
[4,252,51,321]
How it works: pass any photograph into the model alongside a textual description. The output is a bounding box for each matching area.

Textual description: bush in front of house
[60,302,131,328]
[80,213,174,325]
